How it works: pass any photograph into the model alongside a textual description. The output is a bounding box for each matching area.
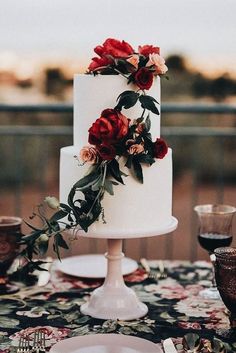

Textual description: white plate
[55,254,138,278]
[49,333,162,353]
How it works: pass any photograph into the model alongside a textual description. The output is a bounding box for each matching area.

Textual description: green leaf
[125,155,133,169]
[55,233,69,250]
[139,95,159,115]
[108,159,124,184]
[50,210,68,222]
[137,154,155,165]
[116,90,139,110]
[20,229,45,244]
[73,169,101,190]
[104,179,114,196]
[60,203,73,212]
[182,333,203,352]
[91,176,103,191]
[132,159,143,183]
[145,114,151,132]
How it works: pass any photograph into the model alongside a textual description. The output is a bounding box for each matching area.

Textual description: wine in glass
[194,204,236,299]
[215,247,236,337]
[0,216,22,294]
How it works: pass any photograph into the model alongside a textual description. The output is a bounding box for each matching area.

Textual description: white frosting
[73,74,161,146]
[59,74,177,238]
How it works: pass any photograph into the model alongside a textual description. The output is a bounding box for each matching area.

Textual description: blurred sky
[0,0,236,76]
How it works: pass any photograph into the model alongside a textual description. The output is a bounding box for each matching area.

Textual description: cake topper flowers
[88,38,168,88]
[20,38,168,264]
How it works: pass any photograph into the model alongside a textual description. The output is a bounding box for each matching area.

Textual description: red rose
[138,45,160,57]
[88,109,129,145]
[134,68,154,90]
[94,38,134,58]
[97,143,116,160]
[88,56,113,72]
[153,138,168,159]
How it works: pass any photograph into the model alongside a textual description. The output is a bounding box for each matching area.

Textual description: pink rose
[128,143,144,155]
[147,53,168,75]
[126,54,139,69]
[79,146,99,164]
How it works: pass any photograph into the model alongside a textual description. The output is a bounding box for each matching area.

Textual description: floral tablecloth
[0,260,235,352]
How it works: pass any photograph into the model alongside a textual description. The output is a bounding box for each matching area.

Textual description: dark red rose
[88,109,129,145]
[138,45,160,57]
[94,38,134,58]
[97,143,116,160]
[153,138,168,159]
[134,68,154,90]
[88,56,113,72]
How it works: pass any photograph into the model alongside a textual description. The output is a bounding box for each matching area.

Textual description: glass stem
[209,253,217,288]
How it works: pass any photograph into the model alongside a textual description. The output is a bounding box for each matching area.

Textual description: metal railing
[0,103,235,260]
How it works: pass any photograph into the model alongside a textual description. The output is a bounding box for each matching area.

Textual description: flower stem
[86,162,108,219]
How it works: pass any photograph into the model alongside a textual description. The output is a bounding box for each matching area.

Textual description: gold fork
[17,336,30,353]
[140,258,160,281]
[32,330,46,353]
[157,260,167,279]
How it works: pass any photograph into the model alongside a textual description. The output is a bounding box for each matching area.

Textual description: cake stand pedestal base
[80,238,148,320]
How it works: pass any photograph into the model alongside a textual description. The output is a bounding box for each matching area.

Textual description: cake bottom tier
[60,146,177,238]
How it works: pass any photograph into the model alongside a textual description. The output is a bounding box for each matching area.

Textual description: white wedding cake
[59,39,177,238]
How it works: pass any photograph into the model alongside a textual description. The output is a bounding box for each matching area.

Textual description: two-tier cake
[59,38,177,238]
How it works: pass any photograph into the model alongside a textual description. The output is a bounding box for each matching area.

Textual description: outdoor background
[0,0,235,260]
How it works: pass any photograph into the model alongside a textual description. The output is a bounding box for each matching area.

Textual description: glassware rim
[194,204,236,215]
[0,216,22,227]
[215,246,236,260]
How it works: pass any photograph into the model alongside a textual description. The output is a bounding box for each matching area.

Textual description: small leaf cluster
[115,90,159,115]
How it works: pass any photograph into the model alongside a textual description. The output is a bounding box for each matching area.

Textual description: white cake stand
[80,217,178,320]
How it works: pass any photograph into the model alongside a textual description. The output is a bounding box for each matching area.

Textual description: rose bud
[36,233,49,244]
[147,53,168,75]
[79,145,99,164]
[128,143,144,155]
[134,67,154,90]
[126,54,139,69]
[153,138,168,159]
[44,196,60,209]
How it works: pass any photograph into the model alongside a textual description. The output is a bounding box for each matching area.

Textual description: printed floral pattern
[0,261,235,352]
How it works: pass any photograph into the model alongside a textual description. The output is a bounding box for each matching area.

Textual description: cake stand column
[80,238,148,320]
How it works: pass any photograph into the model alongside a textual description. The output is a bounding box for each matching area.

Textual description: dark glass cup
[0,216,22,294]
[194,204,236,299]
[215,247,236,336]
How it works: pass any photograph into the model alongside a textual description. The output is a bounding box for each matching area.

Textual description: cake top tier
[74,38,168,148]
[73,74,161,147]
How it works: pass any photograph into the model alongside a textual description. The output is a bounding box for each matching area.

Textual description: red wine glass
[215,247,236,338]
[0,216,22,294]
[194,204,236,299]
